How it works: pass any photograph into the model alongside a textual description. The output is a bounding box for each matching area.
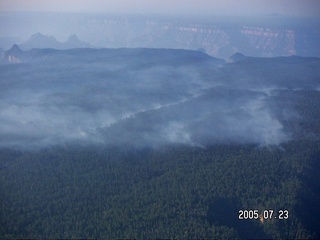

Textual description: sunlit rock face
[239,26,296,56]
[69,15,319,59]
[157,25,297,58]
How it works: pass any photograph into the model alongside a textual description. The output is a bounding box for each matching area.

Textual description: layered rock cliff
[76,16,319,59]
[1,14,319,59]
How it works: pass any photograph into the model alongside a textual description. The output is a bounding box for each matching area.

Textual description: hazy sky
[1,0,319,17]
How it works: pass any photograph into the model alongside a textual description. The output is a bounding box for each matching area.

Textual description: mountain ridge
[1,45,226,65]
[18,32,93,51]
[1,45,319,148]
[1,14,319,59]
[3,44,319,66]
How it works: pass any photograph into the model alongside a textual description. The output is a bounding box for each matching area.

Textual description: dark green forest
[1,88,320,239]
[1,140,320,239]
[1,49,320,239]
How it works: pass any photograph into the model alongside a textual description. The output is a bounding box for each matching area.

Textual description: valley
[1,46,320,238]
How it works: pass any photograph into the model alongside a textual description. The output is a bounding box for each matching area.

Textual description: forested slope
[1,139,320,239]
[1,48,320,239]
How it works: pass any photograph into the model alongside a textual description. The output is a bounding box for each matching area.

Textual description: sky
[0,0,319,17]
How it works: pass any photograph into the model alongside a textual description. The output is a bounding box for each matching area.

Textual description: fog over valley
[1,2,320,238]
[1,46,320,148]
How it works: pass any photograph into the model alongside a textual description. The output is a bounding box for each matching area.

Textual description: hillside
[0,47,320,239]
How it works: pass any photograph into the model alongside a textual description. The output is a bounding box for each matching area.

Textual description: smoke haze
[2,48,319,149]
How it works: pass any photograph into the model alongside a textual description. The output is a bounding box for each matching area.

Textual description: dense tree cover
[270,90,320,140]
[0,89,320,239]
[0,139,319,239]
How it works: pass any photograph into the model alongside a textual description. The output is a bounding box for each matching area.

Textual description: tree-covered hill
[1,48,320,239]
[1,140,319,239]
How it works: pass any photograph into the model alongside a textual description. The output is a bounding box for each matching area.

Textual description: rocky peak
[20,33,60,50]
[19,33,92,50]
[2,44,24,63]
[30,32,57,42]
[227,52,247,63]
[64,34,91,48]
[67,34,79,43]
[8,44,23,54]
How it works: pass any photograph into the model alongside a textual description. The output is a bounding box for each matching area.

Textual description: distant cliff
[18,33,93,51]
[1,45,226,66]
[74,15,320,59]
[1,13,319,59]
[2,44,24,63]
